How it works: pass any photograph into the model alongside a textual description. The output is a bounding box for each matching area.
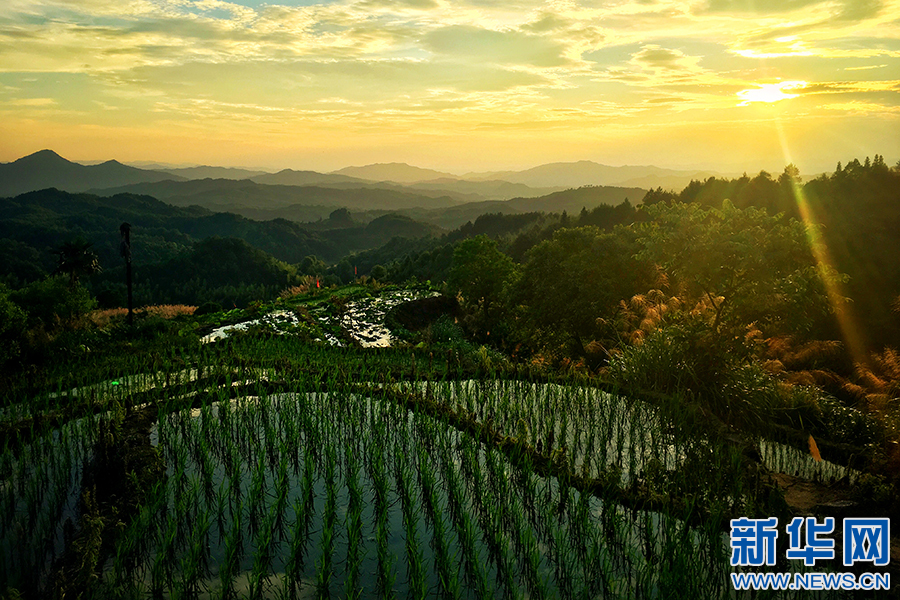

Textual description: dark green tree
[52,240,101,288]
[370,264,387,281]
[515,226,655,357]
[298,255,326,277]
[11,277,97,330]
[448,235,517,338]
[634,200,838,338]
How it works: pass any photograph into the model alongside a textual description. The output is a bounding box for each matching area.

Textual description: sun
[737,81,807,105]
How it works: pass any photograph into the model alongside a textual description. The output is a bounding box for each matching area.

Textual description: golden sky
[0,0,898,173]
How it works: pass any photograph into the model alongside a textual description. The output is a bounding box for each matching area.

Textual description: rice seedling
[343,438,365,600]
[4,315,876,600]
[315,444,338,597]
[417,451,460,599]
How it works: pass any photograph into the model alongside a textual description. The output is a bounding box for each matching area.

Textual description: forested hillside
[3,158,897,354]
[643,157,900,349]
[0,190,440,289]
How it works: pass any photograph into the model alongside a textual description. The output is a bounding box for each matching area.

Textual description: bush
[370,264,388,281]
[605,319,774,427]
[194,301,223,316]
[0,284,27,365]
[427,314,471,350]
[10,277,97,330]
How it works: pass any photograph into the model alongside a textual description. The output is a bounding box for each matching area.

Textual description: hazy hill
[364,213,440,239]
[406,179,564,201]
[229,184,647,230]
[90,179,463,213]
[0,150,185,197]
[460,169,518,182]
[396,184,647,229]
[505,185,645,213]
[495,161,721,189]
[332,163,459,183]
[87,178,246,200]
[613,173,724,191]
[252,169,369,187]
[334,160,730,192]
[162,166,269,180]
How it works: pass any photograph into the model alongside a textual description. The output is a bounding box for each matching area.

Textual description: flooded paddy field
[0,294,872,599]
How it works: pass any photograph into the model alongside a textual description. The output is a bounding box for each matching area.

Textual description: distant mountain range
[0,188,443,283]
[87,179,464,216]
[0,150,653,230]
[1,150,734,205]
[396,185,647,229]
[0,150,184,197]
[334,159,732,190]
[332,163,458,183]
[161,166,269,180]
[463,161,728,190]
[252,169,368,187]
[84,177,643,229]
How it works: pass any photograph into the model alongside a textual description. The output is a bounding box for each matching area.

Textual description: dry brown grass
[89,305,196,327]
[89,308,128,327]
[759,336,844,387]
[848,348,900,418]
[614,289,683,345]
[279,284,310,299]
[144,305,196,319]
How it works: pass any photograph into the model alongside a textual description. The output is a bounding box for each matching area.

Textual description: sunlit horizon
[1,0,898,174]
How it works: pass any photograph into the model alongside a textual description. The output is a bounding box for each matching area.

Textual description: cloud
[7,97,57,106]
[424,24,573,67]
[604,44,709,85]
[700,0,825,13]
[818,100,900,114]
[355,0,440,9]
[632,45,696,70]
[521,13,573,33]
[836,0,884,21]
[117,57,551,112]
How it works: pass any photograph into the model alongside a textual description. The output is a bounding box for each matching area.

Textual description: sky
[0,0,898,174]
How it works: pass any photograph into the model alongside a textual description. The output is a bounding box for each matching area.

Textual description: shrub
[605,319,776,427]
[10,277,97,330]
[425,314,471,351]
[0,284,27,365]
[194,301,223,316]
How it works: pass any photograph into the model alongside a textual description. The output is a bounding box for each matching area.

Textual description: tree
[11,277,97,330]
[298,255,326,277]
[778,163,801,187]
[642,187,678,205]
[734,170,780,213]
[634,200,838,339]
[515,226,656,356]
[334,258,355,283]
[52,240,101,288]
[328,208,354,226]
[447,236,517,335]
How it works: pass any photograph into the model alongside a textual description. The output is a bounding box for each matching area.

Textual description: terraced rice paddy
[201,288,435,347]
[0,319,868,599]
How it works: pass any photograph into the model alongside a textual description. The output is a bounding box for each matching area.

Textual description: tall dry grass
[89,305,196,327]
